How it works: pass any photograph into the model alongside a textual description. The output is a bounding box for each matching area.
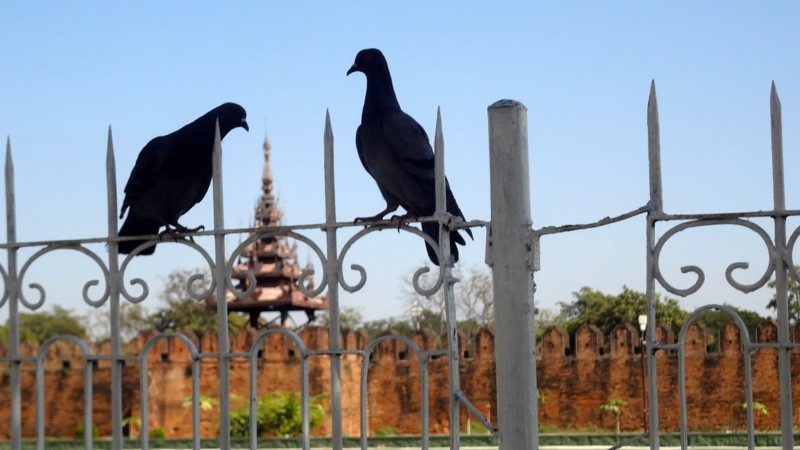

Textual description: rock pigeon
[118,102,248,255]
[347,48,472,266]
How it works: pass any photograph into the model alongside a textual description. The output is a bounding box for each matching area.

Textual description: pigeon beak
[241,119,249,132]
[347,64,359,76]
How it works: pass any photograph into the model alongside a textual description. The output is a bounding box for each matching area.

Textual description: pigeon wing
[357,123,400,210]
[120,137,170,219]
[381,111,436,181]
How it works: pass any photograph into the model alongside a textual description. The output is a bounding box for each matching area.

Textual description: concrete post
[488,100,538,450]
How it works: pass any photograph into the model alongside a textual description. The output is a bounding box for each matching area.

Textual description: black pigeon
[347,48,472,266]
[118,103,249,255]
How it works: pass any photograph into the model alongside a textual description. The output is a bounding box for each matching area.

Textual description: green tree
[316,306,364,330]
[148,268,247,340]
[767,267,800,326]
[600,398,627,434]
[0,305,87,344]
[557,286,688,337]
[362,316,415,339]
[693,305,764,346]
[229,392,326,437]
[534,307,561,341]
[403,265,494,343]
[83,302,152,345]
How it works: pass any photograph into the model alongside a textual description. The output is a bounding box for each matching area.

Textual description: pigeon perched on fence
[347,48,472,266]
[118,103,249,255]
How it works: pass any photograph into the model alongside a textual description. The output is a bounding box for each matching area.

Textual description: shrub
[149,427,167,439]
[375,426,398,436]
[74,422,100,439]
[230,392,326,437]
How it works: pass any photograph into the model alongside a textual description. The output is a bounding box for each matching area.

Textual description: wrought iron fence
[1,83,797,450]
[0,108,494,450]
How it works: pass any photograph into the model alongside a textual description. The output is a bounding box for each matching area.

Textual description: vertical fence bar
[191,358,200,450]
[140,358,151,450]
[105,126,124,450]
[249,351,259,450]
[84,359,94,450]
[434,109,461,449]
[420,358,430,450]
[323,110,344,450]
[211,120,233,448]
[769,82,794,450]
[35,353,45,450]
[646,82,662,450]
[5,138,22,450]
[488,100,537,450]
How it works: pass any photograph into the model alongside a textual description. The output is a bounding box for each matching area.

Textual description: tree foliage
[316,306,364,330]
[767,267,800,326]
[0,305,87,344]
[557,286,688,337]
[229,392,326,437]
[148,268,247,338]
[692,305,764,346]
[83,302,152,345]
[402,265,493,343]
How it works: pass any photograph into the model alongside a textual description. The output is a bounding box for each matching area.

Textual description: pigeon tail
[118,213,160,255]
[421,221,465,266]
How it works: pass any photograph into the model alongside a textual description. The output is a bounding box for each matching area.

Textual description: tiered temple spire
[207,132,328,327]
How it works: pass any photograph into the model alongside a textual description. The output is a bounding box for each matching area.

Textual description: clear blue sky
[1,3,799,324]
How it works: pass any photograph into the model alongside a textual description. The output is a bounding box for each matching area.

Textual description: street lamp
[638,314,648,338]
[411,298,424,330]
[637,314,648,431]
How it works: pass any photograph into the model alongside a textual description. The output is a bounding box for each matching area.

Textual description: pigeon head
[213,102,249,136]
[347,48,389,77]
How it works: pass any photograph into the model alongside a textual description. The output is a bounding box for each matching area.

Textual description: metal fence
[1,83,797,450]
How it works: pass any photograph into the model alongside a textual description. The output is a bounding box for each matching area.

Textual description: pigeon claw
[389,211,416,232]
[354,213,386,226]
[160,223,205,243]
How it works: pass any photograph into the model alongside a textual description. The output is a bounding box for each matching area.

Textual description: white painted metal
[5,138,22,450]
[769,83,794,450]
[211,120,233,449]
[645,83,662,450]
[106,126,124,450]
[487,100,538,450]
[435,108,462,450]
[324,109,344,450]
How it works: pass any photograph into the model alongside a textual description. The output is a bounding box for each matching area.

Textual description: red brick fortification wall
[0,321,795,438]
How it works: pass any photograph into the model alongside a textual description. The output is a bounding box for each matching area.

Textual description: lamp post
[638,314,648,431]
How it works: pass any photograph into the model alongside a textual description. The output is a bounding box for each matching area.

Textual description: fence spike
[647,80,663,213]
[434,107,446,218]
[324,109,336,223]
[322,109,344,449]
[106,126,118,235]
[770,81,784,209]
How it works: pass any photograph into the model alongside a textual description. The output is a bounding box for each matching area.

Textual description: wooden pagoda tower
[207,132,328,327]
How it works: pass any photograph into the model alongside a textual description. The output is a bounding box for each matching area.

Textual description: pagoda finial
[262,131,273,192]
[254,127,281,227]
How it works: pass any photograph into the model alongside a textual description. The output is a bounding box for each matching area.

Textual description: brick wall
[0,320,795,438]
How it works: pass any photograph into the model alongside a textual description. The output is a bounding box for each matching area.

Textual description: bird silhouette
[118,103,248,255]
[347,48,471,265]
